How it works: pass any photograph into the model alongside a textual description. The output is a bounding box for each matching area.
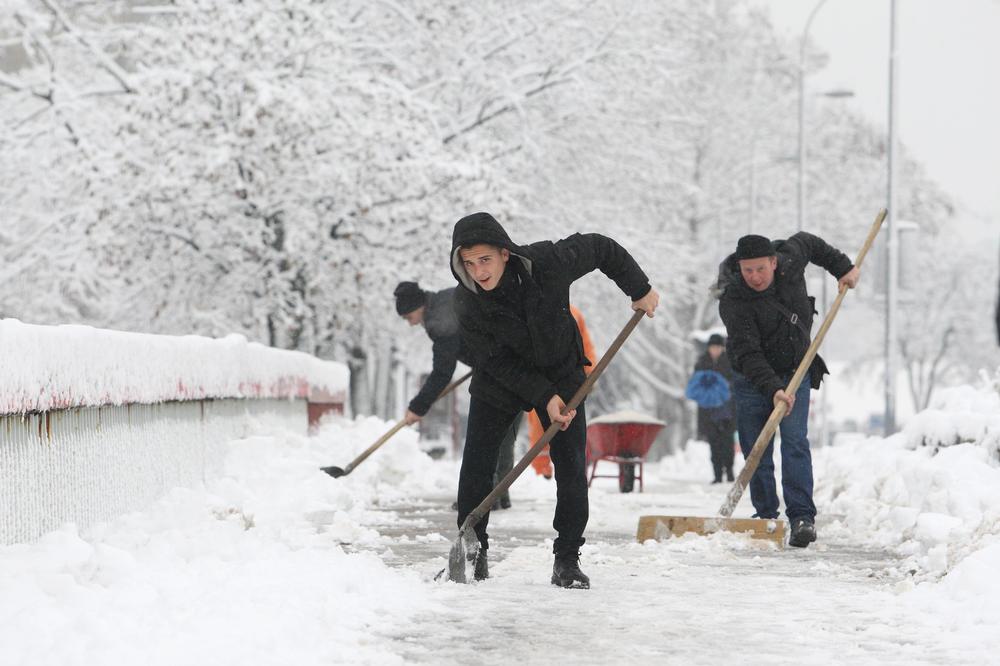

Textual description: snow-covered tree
[0,0,964,430]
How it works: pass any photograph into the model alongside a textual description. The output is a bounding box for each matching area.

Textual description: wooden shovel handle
[718,209,887,517]
[341,371,472,474]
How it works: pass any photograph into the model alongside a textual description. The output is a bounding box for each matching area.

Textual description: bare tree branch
[39,0,138,94]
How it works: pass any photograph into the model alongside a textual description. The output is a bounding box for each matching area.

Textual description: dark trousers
[457,396,589,556]
[733,375,815,522]
[705,421,735,481]
[492,413,522,503]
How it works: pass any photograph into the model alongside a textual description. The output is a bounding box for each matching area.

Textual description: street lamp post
[884,0,900,435]
[802,86,853,449]
[797,0,856,447]
[797,0,830,232]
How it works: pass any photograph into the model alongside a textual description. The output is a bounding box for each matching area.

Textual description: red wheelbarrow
[586,410,666,493]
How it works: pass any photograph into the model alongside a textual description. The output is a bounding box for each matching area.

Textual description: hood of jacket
[450,212,533,292]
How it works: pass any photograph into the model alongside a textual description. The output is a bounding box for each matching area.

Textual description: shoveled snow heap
[814,371,1000,582]
[0,416,451,666]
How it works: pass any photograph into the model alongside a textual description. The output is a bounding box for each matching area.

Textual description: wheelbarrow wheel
[619,462,636,493]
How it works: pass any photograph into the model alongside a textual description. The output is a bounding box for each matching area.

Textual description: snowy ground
[3,386,999,665]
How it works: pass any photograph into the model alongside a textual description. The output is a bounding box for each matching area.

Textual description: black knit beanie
[735,234,776,260]
[394,281,426,315]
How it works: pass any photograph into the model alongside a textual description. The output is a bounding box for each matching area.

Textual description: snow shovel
[445,309,647,583]
[637,208,887,546]
[319,371,472,478]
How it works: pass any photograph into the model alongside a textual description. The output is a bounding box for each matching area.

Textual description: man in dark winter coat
[450,211,659,587]
[691,333,736,484]
[394,281,462,425]
[718,233,859,548]
[394,281,520,510]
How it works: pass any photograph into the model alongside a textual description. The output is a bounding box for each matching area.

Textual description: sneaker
[551,552,590,589]
[789,518,817,548]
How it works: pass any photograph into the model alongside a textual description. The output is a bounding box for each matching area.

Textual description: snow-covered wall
[0,320,350,544]
[0,319,348,413]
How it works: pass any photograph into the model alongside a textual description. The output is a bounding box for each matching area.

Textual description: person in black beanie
[717,232,860,548]
[393,280,521,511]
[450,211,659,588]
[393,281,450,423]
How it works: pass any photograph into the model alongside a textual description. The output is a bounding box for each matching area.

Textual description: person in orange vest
[527,305,596,478]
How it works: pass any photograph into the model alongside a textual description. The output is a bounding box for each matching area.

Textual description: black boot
[468,547,489,581]
[551,552,590,589]
[499,492,511,510]
[789,518,817,548]
[711,464,723,484]
[725,467,734,482]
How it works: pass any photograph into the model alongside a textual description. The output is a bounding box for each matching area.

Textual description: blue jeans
[733,374,815,522]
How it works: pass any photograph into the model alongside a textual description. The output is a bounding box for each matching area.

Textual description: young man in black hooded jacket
[717,233,859,548]
[449,211,659,588]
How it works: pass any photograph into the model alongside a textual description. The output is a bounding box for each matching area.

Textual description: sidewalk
[314,475,975,665]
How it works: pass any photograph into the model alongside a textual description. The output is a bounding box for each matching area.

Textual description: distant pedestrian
[686,333,736,484]
[717,233,860,548]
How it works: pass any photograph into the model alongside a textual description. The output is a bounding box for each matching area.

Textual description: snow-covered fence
[0,320,349,544]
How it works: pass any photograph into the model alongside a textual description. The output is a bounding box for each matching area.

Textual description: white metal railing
[0,399,306,545]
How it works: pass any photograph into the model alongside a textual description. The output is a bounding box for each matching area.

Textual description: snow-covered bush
[816,373,1000,581]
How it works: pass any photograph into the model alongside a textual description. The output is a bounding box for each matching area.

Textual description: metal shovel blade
[446,531,468,583]
[320,465,347,478]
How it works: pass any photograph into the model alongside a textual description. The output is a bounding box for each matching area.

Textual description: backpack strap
[766,296,812,341]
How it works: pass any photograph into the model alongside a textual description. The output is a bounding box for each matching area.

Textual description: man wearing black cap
[449,211,659,588]
[393,281,520,510]
[690,333,736,483]
[717,232,859,548]
[393,281,459,425]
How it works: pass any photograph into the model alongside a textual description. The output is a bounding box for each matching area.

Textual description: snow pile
[652,439,716,480]
[908,541,1000,648]
[899,380,1000,455]
[0,319,348,413]
[0,416,450,666]
[814,374,1000,618]
[307,416,457,507]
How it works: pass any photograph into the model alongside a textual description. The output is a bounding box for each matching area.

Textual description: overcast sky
[754,0,999,243]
